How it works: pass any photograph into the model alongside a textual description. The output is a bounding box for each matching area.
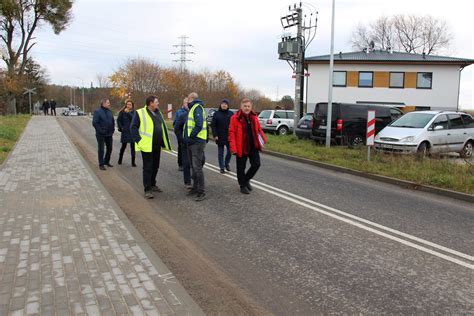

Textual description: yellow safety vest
[135,106,172,152]
[187,104,207,140]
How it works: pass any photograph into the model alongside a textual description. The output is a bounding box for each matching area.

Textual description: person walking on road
[211,98,234,173]
[50,99,57,116]
[131,95,172,199]
[174,98,192,189]
[173,98,189,171]
[228,98,266,194]
[42,99,50,116]
[117,99,136,167]
[184,92,207,202]
[92,99,115,170]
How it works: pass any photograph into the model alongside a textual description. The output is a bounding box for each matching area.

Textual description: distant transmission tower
[171,35,194,71]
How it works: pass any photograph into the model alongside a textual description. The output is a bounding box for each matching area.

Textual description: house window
[389,72,404,88]
[417,72,432,89]
[333,71,346,87]
[358,72,373,87]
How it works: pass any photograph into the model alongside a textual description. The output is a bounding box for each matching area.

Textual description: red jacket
[228,110,266,158]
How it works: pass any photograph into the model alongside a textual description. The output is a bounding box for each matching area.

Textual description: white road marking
[166,149,474,270]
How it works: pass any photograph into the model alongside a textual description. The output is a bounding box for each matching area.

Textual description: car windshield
[390,113,435,128]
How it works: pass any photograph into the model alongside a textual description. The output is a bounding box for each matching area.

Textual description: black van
[311,103,404,146]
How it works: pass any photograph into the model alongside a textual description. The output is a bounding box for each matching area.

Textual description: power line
[171,35,194,71]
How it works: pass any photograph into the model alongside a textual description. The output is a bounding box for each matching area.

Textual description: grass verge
[0,115,31,165]
[265,134,474,195]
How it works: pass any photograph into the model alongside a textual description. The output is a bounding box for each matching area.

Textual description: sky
[32,0,473,109]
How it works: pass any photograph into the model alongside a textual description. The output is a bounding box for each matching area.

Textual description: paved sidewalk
[0,117,203,315]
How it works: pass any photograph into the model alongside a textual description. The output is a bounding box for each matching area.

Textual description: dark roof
[305,50,474,66]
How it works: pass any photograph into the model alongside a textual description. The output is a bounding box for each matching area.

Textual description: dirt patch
[58,118,269,315]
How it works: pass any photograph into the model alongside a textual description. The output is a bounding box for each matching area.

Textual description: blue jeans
[218,144,231,171]
[181,142,191,185]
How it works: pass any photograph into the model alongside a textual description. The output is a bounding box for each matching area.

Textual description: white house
[304,50,474,113]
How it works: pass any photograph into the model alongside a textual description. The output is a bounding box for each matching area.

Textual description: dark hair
[119,99,135,113]
[146,95,157,106]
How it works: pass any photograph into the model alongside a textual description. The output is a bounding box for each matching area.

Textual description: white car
[258,110,295,135]
[374,111,474,158]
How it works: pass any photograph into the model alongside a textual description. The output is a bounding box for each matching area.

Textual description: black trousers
[96,135,113,166]
[176,138,183,167]
[236,150,261,187]
[119,142,135,162]
[141,148,161,192]
[51,108,56,116]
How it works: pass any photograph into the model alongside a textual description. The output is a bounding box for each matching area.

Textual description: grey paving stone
[0,117,203,315]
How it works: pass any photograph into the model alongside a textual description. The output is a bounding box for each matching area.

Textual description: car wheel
[350,135,364,147]
[460,141,473,158]
[278,126,289,135]
[417,142,430,158]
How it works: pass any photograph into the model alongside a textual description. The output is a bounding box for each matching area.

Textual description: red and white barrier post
[366,110,375,161]
[167,104,173,120]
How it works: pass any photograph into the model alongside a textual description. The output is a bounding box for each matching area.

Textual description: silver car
[258,110,295,135]
[374,111,474,158]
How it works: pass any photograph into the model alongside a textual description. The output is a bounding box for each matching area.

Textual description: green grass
[265,134,474,195]
[0,115,31,164]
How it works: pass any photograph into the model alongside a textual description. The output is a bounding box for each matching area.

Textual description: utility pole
[293,5,303,132]
[278,3,318,135]
[82,88,85,113]
[171,35,194,71]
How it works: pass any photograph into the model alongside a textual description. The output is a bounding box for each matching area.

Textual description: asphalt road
[61,117,474,315]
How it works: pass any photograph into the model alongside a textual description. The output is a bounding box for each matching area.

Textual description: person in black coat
[211,98,234,173]
[42,99,50,116]
[92,99,115,170]
[50,99,57,116]
[117,99,136,166]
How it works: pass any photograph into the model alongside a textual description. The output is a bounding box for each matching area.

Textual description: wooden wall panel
[374,72,389,88]
[347,71,358,87]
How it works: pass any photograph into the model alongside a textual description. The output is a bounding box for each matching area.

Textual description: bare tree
[96,73,110,88]
[352,17,395,51]
[0,0,73,114]
[351,14,452,55]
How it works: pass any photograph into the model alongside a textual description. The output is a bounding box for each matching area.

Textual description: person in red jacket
[228,98,266,194]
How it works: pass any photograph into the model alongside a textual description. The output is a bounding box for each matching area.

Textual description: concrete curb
[262,149,474,204]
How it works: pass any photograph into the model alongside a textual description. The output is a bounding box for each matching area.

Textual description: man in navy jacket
[92,99,115,170]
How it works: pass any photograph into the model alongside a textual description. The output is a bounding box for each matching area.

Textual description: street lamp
[326,0,336,147]
[76,77,85,113]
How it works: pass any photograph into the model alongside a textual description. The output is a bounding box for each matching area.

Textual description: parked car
[205,107,237,124]
[295,113,313,139]
[374,111,474,158]
[311,103,403,146]
[204,108,218,124]
[258,110,295,135]
[62,109,86,116]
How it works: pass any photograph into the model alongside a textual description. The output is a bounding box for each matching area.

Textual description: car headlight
[400,136,415,143]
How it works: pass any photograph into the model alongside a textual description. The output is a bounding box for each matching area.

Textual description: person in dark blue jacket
[173,97,189,171]
[92,99,115,170]
[117,99,136,167]
[174,99,191,189]
[211,98,234,173]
